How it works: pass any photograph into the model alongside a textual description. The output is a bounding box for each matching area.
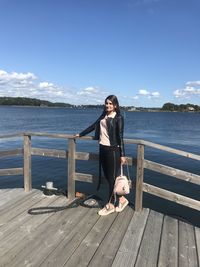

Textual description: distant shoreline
[0,97,200,112]
[1,105,200,114]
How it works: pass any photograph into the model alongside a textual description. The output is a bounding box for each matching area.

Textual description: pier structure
[0,132,199,266]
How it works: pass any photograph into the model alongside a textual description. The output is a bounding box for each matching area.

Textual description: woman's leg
[100,146,120,202]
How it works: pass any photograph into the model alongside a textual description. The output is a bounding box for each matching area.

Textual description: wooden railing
[0,132,200,212]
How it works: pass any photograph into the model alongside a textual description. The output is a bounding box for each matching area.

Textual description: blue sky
[0,0,200,107]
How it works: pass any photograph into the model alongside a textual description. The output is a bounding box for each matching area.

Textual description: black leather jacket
[79,113,125,157]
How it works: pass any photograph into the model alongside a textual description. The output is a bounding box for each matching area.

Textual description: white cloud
[151,91,160,97]
[186,81,200,87]
[0,69,164,106]
[0,69,111,105]
[0,69,76,103]
[137,89,160,98]
[39,82,54,88]
[139,89,149,96]
[173,81,200,99]
[76,86,109,104]
[0,70,36,88]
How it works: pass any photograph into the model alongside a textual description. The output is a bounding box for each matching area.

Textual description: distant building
[188,106,195,111]
[127,107,136,111]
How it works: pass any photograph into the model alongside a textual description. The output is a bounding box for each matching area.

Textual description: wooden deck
[0,189,199,267]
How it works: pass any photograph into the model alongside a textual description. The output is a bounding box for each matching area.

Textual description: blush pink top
[99,112,116,146]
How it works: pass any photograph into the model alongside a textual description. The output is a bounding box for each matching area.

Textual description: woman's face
[105,99,116,113]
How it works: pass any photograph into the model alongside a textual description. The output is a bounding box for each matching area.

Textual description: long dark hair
[102,95,121,116]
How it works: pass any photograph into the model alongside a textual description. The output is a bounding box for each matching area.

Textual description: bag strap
[121,162,131,183]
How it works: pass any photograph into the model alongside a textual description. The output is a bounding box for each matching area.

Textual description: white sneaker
[98,204,115,216]
[115,198,129,212]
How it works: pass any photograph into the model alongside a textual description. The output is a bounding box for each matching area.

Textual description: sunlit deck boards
[0,189,199,267]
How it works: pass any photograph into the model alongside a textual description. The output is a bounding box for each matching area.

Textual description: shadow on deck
[0,189,199,267]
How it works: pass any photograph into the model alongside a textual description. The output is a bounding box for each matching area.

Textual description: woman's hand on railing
[74,134,80,138]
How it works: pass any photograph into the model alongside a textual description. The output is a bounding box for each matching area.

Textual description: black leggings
[99,144,121,201]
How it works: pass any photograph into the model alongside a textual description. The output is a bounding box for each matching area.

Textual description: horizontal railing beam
[0,149,23,158]
[0,168,23,176]
[143,182,200,211]
[24,132,75,139]
[144,159,200,185]
[31,148,67,158]
[75,172,107,184]
[75,172,97,183]
[141,140,200,161]
[30,148,136,166]
[0,133,22,139]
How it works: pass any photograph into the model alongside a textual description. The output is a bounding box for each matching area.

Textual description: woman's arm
[76,115,103,137]
[78,122,96,137]
[117,115,125,158]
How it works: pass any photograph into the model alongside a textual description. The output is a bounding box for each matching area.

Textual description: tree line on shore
[0,97,72,108]
[161,102,200,112]
[0,97,199,112]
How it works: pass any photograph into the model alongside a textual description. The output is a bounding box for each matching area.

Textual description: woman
[75,95,128,216]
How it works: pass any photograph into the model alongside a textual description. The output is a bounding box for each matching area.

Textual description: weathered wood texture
[135,144,144,211]
[0,167,23,176]
[67,138,76,200]
[144,159,200,185]
[0,148,23,158]
[23,135,32,192]
[143,183,200,211]
[0,189,199,267]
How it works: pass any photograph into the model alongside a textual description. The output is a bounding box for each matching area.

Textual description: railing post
[23,134,32,192]
[67,138,76,200]
[135,144,144,211]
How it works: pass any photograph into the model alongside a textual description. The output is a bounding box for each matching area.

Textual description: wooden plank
[0,167,23,176]
[2,201,87,267]
[0,188,10,196]
[142,140,200,161]
[0,133,22,139]
[135,144,144,211]
[0,195,62,254]
[23,135,32,192]
[0,189,25,210]
[31,149,134,166]
[179,220,198,267]
[143,183,200,211]
[135,210,164,267]
[112,208,149,267]
[195,227,200,266]
[75,151,99,161]
[158,215,178,267]
[31,147,67,158]
[75,172,106,184]
[0,148,23,158]
[67,138,76,200]
[0,196,71,265]
[63,210,118,267]
[39,207,100,267]
[88,206,133,267]
[0,190,41,224]
[0,189,37,214]
[75,152,135,166]
[75,172,97,183]
[144,159,200,185]
[23,132,74,139]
